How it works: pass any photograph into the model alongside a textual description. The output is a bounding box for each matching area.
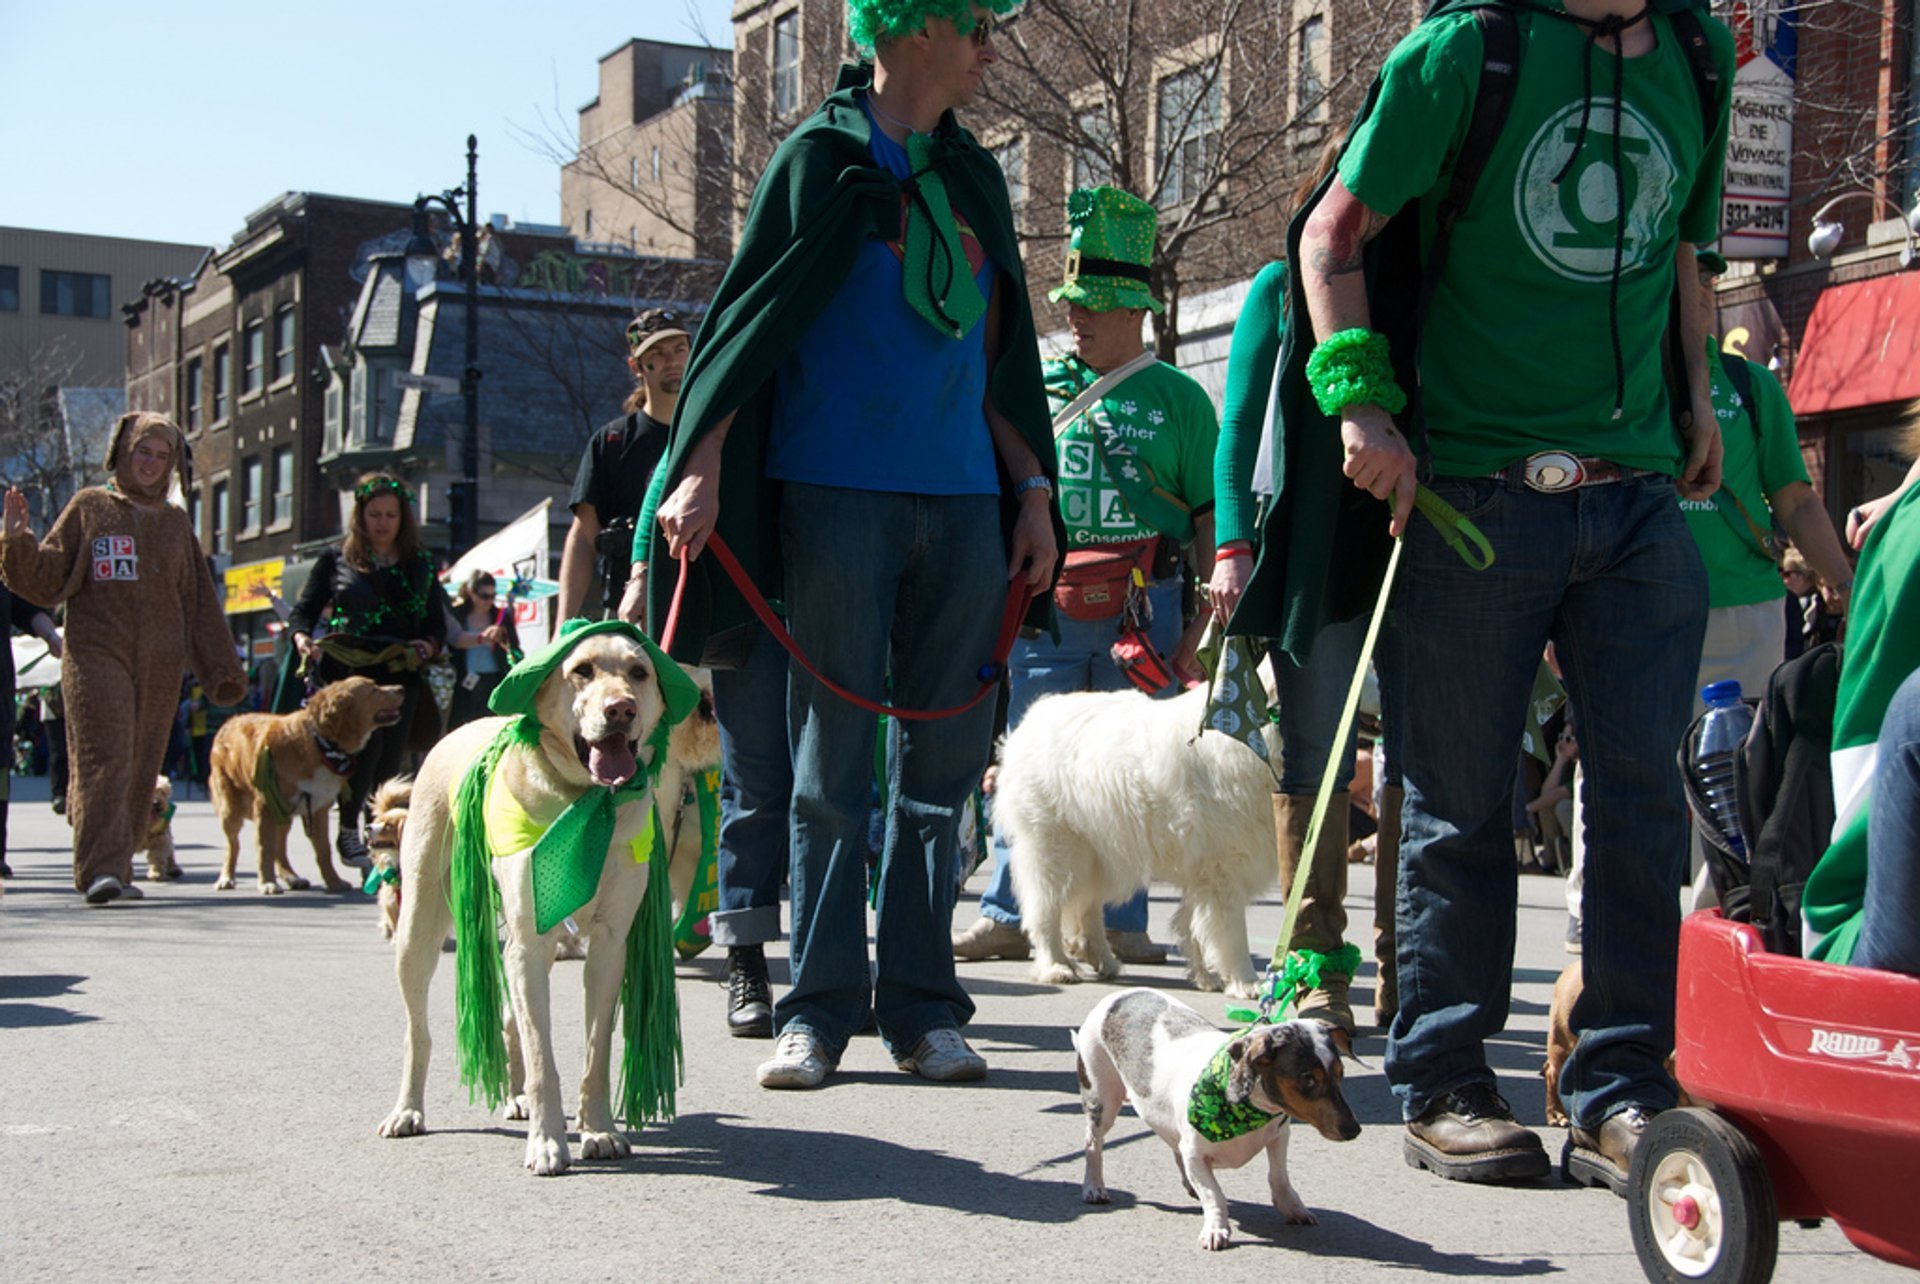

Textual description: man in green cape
[624,0,1060,1092]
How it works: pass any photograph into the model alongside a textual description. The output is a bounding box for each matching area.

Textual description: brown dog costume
[0,412,245,894]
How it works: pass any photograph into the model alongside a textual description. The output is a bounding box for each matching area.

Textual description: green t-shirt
[1045,353,1218,548]
[1338,7,1734,478]
[1679,348,1807,608]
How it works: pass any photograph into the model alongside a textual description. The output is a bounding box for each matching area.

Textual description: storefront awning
[1789,272,1920,415]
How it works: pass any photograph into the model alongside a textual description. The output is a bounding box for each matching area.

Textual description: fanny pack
[1054,539,1157,622]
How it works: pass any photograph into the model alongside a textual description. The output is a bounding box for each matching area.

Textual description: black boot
[725,945,774,1039]
[336,816,373,871]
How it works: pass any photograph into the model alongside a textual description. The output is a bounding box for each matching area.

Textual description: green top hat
[1048,186,1163,314]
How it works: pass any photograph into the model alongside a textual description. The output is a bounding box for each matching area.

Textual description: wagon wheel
[1628,1108,1779,1284]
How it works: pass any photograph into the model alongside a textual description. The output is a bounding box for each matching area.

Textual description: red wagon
[1629,911,1920,1282]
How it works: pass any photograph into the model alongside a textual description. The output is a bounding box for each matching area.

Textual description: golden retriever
[135,775,182,882]
[364,775,413,940]
[208,676,406,894]
[376,628,674,1175]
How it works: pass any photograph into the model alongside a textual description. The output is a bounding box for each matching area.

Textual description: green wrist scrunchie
[1305,328,1408,417]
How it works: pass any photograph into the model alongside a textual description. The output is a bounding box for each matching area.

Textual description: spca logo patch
[90,535,138,582]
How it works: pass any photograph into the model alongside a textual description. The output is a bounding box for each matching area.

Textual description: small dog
[1075,989,1360,1251]
[135,776,182,882]
[208,676,407,894]
[364,775,413,940]
[998,685,1275,995]
[1541,959,1689,1126]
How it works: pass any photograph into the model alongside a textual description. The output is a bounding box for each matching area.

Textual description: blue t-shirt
[766,99,999,495]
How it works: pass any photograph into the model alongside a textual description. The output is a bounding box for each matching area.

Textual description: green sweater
[635,63,1061,664]
[1214,261,1288,548]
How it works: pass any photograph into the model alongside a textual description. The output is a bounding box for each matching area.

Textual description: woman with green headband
[288,470,450,868]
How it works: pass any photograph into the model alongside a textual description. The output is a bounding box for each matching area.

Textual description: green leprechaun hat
[1049,185,1163,314]
[490,617,700,732]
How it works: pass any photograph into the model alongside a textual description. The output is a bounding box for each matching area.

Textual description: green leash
[1226,484,1492,1025]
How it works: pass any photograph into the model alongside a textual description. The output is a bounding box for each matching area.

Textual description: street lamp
[1806,189,1920,267]
[405,135,482,555]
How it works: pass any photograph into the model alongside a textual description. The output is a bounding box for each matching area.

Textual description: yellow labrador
[376,628,674,1174]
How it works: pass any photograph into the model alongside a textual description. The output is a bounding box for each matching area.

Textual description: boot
[1272,791,1353,1033]
[1374,784,1404,1028]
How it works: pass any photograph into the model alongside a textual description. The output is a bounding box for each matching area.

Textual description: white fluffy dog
[998,685,1274,996]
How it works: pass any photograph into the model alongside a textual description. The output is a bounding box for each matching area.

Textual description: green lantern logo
[1514,101,1677,283]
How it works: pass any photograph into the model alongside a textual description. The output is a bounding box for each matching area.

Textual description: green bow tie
[902,132,988,340]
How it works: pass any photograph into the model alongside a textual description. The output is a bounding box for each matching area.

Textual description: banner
[1720,2,1798,260]
[223,558,287,615]
[441,498,558,652]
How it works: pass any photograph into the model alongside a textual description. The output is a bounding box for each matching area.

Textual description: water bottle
[1694,680,1754,861]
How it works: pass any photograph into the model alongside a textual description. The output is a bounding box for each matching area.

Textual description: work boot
[951,915,1030,961]
[1106,929,1169,965]
[1404,1082,1551,1184]
[1374,783,1403,1028]
[724,945,774,1039]
[1563,1105,1656,1196]
[1273,791,1354,1034]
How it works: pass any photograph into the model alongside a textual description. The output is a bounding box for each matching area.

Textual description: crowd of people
[5,0,1917,1209]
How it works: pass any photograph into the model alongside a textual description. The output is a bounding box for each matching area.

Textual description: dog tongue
[587,734,637,787]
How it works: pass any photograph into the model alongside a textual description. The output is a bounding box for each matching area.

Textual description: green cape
[638,62,1063,664]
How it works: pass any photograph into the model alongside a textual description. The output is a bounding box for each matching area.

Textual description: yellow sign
[223,559,286,615]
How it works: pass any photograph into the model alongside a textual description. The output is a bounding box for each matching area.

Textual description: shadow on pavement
[1183,1202,1557,1273]
[0,973,97,1028]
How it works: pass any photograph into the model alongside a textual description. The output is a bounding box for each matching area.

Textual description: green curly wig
[847,0,1017,52]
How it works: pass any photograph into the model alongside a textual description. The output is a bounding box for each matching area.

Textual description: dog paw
[1088,957,1121,981]
[1198,1222,1232,1251]
[214,876,235,891]
[524,1133,570,1176]
[1223,978,1263,1000]
[258,880,285,896]
[286,875,311,892]
[504,1094,530,1121]
[1033,962,1080,986]
[1082,1181,1109,1204]
[579,1128,631,1161]
[1275,1196,1317,1226]
[377,1108,425,1138]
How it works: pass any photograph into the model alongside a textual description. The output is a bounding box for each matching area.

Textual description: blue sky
[0,0,735,249]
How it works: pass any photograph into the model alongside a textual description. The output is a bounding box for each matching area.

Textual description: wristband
[1216,546,1253,561]
[1013,474,1053,498]
[1305,328,1408,417]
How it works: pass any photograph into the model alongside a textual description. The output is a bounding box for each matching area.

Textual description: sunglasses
[968,14,996,45]
[626,309,684,350]
[473,591,495,602]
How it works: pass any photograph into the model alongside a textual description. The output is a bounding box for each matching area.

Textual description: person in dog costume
[953,186,1217,970]
[0,411,246,904]
[629,0,1061,1091]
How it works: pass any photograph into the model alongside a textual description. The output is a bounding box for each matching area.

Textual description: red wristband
[1216,547,1253,561]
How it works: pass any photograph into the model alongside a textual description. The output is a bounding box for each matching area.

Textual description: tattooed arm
[1300,177,1418,536]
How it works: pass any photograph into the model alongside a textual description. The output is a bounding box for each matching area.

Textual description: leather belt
[1491,451,1651,494]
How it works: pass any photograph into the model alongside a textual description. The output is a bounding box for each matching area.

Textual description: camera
[594,516,637,559]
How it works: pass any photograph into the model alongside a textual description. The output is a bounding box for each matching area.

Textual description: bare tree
[0,337,100,523]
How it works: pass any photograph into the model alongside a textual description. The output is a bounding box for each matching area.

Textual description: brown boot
[1374,783,1404,1028]
[1272,792,1354,1033]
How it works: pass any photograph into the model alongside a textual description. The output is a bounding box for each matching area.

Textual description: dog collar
[313,732,356,777]
[1188,1042,1282,1143]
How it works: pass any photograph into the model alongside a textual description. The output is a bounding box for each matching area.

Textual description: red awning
[1789,272,1920,415]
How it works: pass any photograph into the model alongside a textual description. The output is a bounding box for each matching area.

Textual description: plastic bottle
[1695,679,1755,861]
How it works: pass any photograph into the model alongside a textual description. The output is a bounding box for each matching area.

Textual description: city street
[0,773,1902,1283]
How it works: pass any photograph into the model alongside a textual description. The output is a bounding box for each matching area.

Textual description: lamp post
[404,134,482,555]
[1805,189,1920,267]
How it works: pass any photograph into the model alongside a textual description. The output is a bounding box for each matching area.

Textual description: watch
[1013,474,1053,498]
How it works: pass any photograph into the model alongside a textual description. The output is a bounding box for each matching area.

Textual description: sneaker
[336,827,373,872]
[1563,1105,1656,1196]
[951,916,1030,961]
[895,1027,987,1083]
[1404,1082,1551,1183]
[724,946,774,1039]
[0,857,12,879]
[84,875,124,905]
[1106,929,1169,965]
[757,1029,836,1090]
[118,882,144,901]
[1565,915,1583,955]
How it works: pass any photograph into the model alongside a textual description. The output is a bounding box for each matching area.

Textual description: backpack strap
[1666,6,1724,148]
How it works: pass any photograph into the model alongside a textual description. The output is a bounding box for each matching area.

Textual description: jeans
[1269,613,1366,795]
[1383,472,1705,1128]
[709,623,791,949]
[774,483,1003,1059]
[977,578,1183,932]
[1858,668,1920,975]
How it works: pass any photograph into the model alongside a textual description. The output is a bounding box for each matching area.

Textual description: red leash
[661,533,1032,722]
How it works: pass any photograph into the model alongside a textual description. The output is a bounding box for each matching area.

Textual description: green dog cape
[447,618,700,1128]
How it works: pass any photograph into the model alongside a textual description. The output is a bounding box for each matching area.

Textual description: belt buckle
[1521,451,1585,493]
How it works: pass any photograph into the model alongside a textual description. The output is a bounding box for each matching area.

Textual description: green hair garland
[846,0,1015,52]
[1305,328,1408,418]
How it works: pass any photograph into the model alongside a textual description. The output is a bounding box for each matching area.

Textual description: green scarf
[1187,1041,1281,1143]
[447,715,683,1128]
[903,132,987,340]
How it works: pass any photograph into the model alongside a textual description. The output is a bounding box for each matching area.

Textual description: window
[40,269,111,318]
[0,266,17,312]
[240,457,263,533]
[630,155,641,188]
[1156,64,1223,208]
[212,345,231,423]
[1295,13,1329,123]
[992,137,1027,218]
[584,208,594,237]
[188,489,203,544]
[651,146,662,182]
[243,321,265,396]
[211,480,230,555]
[772,10,800,117]
[184,356,204,431]
[271,446,294,526]
[1073,107,1115,191]
[272,306,295,383]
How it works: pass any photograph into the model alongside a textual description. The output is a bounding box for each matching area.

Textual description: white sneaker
[757,1029,836,1090]
[85,875,124,905]
[895,1027,987,1082]
[117,882,144,901]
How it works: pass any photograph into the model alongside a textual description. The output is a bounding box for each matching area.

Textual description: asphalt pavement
[0,772,1904,1283]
